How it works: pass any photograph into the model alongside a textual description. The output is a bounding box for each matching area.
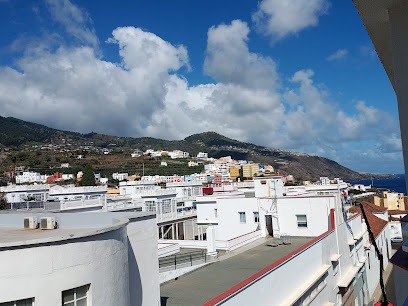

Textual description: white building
[15,172,46,184]
[0,211,159,306]
[319,177,331,185]
[0,184,50,204]
[196,177,338,243]
[62,174,74,181]
[197,152,208,159]
[168,150,189,159]
[204,164,220,172]
[203,205,390,305]
[112,172,128,181]
[188,161,199,167]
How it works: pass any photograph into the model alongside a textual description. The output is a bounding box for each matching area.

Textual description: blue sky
[0,0,403,174]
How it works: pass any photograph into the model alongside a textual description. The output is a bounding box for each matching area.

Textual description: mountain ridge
[0,116,385,181]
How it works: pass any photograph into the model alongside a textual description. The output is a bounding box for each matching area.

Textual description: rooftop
[160,236,312,306]
[0,211,155,248]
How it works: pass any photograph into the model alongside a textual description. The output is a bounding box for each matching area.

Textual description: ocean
[349,174,407,195]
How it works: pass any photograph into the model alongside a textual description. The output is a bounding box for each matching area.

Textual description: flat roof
[0,211,155,248]
[160,236,312,305]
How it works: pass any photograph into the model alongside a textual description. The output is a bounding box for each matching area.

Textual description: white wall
[0,226,130,306]
[275,196,335,237]
[210,214,380,306]
[124,214,160,306]
[196,201,218,224]
[217,231,338,306]
[365,227,391,297]
[214,197,259,241]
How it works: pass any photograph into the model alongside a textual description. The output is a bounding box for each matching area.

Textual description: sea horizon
[349,174,407,195]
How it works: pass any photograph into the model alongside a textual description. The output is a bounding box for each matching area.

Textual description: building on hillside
[188,161,199,167]
[352,184,371,192]
[197,152,208,159]
[204,164,219,172]
[228,167,240,181]
[0,211,159,306]
[168,150,189,159]
[241,163,259,179]
[131,151,143,158]
[112,173,128,181]
[319,177,331,185]
[15,171,46,184]
[264,164,274,173]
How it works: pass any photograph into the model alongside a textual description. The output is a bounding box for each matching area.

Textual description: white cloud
[0,26,189,137]
[326,48,348,61]
[252,0,330,41]
[45,0,99,50]
[204,20,279,90]
[0,19,402,173]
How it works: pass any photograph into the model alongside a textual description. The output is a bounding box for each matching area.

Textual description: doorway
[265,215,273,237]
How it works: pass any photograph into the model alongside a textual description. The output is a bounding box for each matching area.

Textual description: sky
[0,0,403,174]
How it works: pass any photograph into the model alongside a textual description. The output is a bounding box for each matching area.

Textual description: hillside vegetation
[0,116,382,181]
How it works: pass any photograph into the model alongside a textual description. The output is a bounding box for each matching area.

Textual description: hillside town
[2,0,408,305]
[0,149,283,186]
[0,146,407,305]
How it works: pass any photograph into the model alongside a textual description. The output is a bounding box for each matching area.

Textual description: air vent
[24,217,38,229]
[40,217,56,230]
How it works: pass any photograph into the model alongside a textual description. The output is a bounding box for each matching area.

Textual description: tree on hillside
[80,164,95,186]
[0,192,8,210]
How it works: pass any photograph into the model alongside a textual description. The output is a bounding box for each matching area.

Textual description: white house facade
[0,211,159,306]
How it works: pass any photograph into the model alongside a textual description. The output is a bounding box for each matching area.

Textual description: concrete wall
[214,197,259,241]
[275,196,335,237]
[197,201,218,224]
[365,227,391,298]
[123,214,160,306]
[216,231,338,306]
[0,226,130,305]
[207,213,386,306]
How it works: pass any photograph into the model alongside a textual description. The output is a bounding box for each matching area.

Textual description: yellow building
[229,167,240,181]
[241,163,259,179]
[372,191,408,210]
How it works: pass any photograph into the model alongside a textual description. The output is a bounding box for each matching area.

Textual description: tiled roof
[348,201,388,239]
[387,209,408,215]
[360,201,388,213]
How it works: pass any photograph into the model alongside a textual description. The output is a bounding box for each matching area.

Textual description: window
[0,298,34,306]
[62,284,90,306]
[239,212,246,223]
[296,215,308,228]
[214,209,218,218]
[145,201,156,212]
[161,199,172,214]
[253,212,259,223]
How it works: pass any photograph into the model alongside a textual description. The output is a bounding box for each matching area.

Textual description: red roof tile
[348,202,388,239]
[361,201,388,213]
[387,209,408,215]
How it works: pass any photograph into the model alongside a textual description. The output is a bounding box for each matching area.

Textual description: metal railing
[159,250,215,271]
[7,201,45,210]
